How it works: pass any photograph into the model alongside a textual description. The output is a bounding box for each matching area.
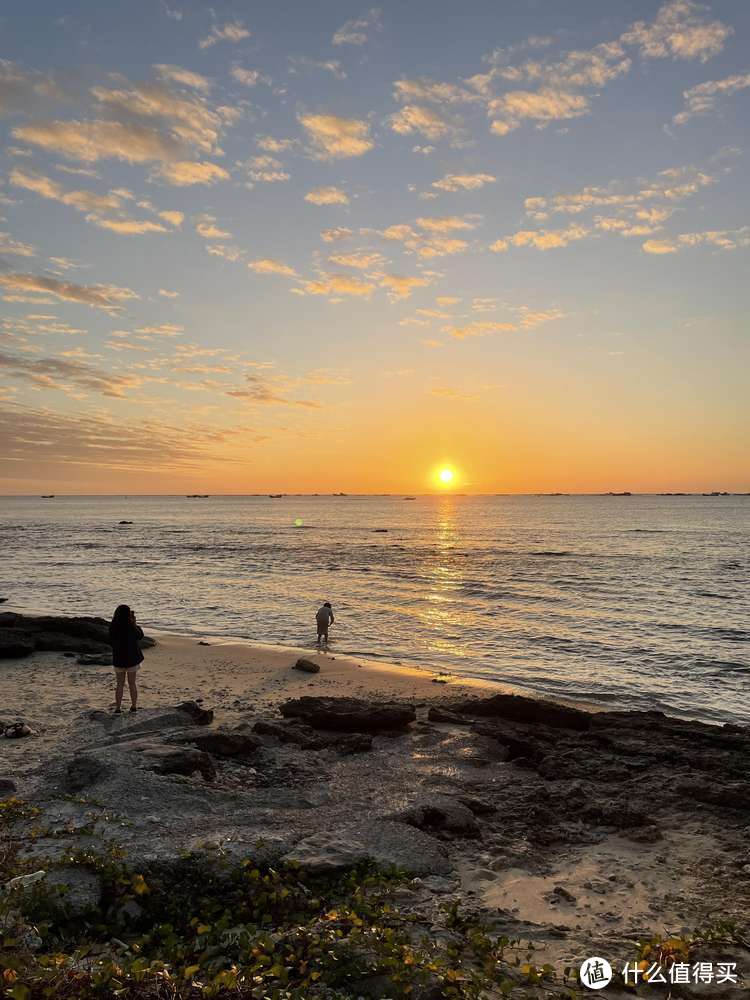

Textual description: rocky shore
[1,614,748,997]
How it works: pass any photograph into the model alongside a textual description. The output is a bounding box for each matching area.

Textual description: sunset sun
[437,466,456,487]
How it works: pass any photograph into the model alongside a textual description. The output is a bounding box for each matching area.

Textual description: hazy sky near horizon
[1,0,748,494]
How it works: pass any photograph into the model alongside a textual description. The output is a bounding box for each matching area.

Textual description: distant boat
[41,495,55,499]
[333,492,347,496]
[403,496,416,500]
[269,494,284,498]
[606,491,632,496]
[186,494,209,498]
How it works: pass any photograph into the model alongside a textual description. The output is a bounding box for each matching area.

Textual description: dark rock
[551,885,577,903]
[188,728,261,757]
[280,696,416,733]
[253,719,372,753]
[427,706,472,724]
[0,612,155,656]
[4,722,31,738]
[0,597,8,603]
[76,653,113,666]
[64,755,109,791]
[677,780,750,812]
[445,693,591,731]
[0,630,35,658]
[138,745,216,781]
[45,867,103,916]
[174,700,214,726]
[388,796,481,839]
[283,819,450,875]
[293,657,321,674]
[458,795,496,816]
[0,778,17,794]
[118,520,133,525]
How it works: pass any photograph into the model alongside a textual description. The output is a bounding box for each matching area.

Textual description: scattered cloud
[199,21,251,50]
[328,250,385,270]
[12,118,183,164]
[380,220,472,258]
[430,172,496,193]
[0,349,142,397]
[642,226,750,253]
[389,104,457,141]
[393,78,480,105]
[231,66,271,87]
[673,72,750,125]
[92,217,168,235]
[289,57,346,80]
[489,88,590,134]
[0,232,35,257]
[305,186,349,206]
[295,273,376,298]
[241,154,290,184]
[248,258,297,276]
[256,136,296,153]
[321,227,353,242]
[195,218,232,240]
[621,0,732,62]
[332,8,382,46]
[158,288,179,298]
[430,386,479,400]
[415,216,477,233]
[154,64,211,92]
[0,273,137,311]
[490,223,589,251]
[298,113,374,159]
[154,160,229,186]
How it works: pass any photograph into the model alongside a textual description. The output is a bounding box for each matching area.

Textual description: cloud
[332,8,382,46]
[415,216,477,233]
[388,104,456,140]
[0,349,142,398]
[295,274,376,298]
[443,320,517,340]
[256,136,296,153]
[430,172,496,193]
[0,59,67,115]
[430,386,479,400]
[328,250,385,270]
[489,87,590,133]
[321,227,353,242]
[158,288,179,298]
[621,0,732,62]
[199,21,251,49]
[379,222,470,258]
[134,323,184,336]
[154,64,212,92]
[378,274,430,300]
[248,258,297,276]
[154,160,229,185]
[241,154,290,184]
[393,78,481,105]
[673,72,750,125]
[231,66,271,87]
[289,57,346,80]
[12,119,183,164]
[0,402,226,476]
[90,78,224,154]
[298,113,374,159]
[642,226,750,253]
[195,218,232,240]
[0,232,35,257]
[10,167,183,233]
[0,273,138,311]
[205,244,243,262]
[92,218,168,235]
[491,223,590,251]
[436,296,461,306]
[304,186,349,206]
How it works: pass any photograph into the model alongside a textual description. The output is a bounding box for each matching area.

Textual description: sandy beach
[2,615,749,995]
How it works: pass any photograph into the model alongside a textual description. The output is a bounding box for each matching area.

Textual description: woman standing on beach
[108,604,144,714]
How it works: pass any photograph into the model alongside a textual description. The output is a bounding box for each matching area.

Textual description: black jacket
[109,622,144,669]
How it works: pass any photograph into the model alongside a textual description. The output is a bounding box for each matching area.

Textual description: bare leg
[114,672,125,711]
[127,670,138,710]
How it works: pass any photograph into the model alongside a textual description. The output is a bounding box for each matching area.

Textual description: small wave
[626,528,669,534]
[696,591,732,600]
[526,550,573,557]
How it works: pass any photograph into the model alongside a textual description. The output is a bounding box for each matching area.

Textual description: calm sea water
[1,494,748,725]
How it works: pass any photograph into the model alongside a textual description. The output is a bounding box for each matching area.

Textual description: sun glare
[437,466,456,488]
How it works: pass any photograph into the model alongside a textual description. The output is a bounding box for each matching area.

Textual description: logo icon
[580,957,613,990]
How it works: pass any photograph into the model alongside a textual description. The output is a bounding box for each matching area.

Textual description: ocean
[1,494,748,725]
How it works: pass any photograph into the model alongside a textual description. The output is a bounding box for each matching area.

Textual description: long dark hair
[110,604,131,635]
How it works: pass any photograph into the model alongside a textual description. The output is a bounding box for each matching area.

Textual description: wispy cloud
[0,273,138,311]
[332,8,382,46]
[248,258,297,276]
[304,186,349,206]
[673,72,750,125]
[199,21,251,50]
[621,0,732,62]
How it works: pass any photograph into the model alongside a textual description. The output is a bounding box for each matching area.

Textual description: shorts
[114,664,140,676]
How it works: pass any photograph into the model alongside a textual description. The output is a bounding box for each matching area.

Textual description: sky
[1,0,748,494]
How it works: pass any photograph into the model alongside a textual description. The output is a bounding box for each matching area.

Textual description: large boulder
[253,719,372,753]
[280,696,416,733]
[387,795,481,839]
[283,820,450,876]
[442,693,591,731]
[188,727,261,757]
[137,745,216,781]
[0,612,155,658]
[63,755,110,792]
